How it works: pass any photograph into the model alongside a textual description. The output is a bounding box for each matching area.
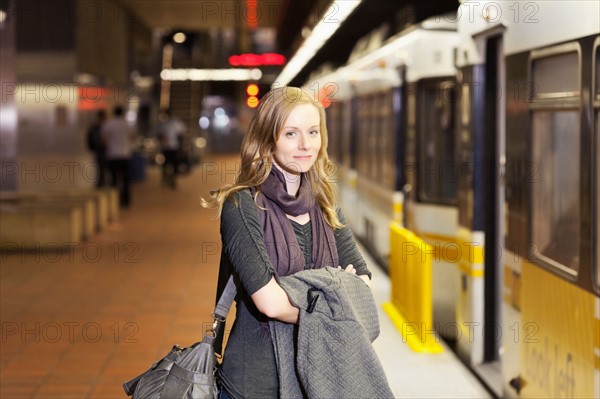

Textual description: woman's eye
[309,130,319,135]
[285,131,296,137]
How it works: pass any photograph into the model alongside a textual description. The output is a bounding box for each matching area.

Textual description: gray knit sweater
[270,267,395,399]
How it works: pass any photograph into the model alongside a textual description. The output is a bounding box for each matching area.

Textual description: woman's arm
[335,208,372,283]
[222,193,368,323]
[253,265,366,323]
[221,191,299,323]
[251,277,299,323]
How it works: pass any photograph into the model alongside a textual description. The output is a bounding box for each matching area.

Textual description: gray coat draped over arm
[269,267,395,399]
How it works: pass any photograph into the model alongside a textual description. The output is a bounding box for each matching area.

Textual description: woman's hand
[338,264,371,287]
[339,264,356,274]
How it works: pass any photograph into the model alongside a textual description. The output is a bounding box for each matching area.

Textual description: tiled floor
[1,155,233,399]
[1,154,491,398]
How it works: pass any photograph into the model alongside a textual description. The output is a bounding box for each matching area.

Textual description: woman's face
[274,103,322,173]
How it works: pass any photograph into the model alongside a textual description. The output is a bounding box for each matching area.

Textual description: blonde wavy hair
[201,86,342,229]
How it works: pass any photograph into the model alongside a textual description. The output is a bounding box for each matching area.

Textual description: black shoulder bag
[122,276,236,399]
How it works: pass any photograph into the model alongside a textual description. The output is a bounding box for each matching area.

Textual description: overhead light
[199,117,210,130]
[349,34,417,71]
[301,27,311,39]
[274,0,363,87]
[160,68,262,81]
[173,32,187,43]
[195,137,207,149]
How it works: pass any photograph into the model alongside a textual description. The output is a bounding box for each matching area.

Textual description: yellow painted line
[595,318,600,348]
[419,232,456,245]
[383,302,444,354]
[459,260,484,277]
[504,266,513,289]
[417,231,484,264]
[393,202,403,214]
[463,242,484,264]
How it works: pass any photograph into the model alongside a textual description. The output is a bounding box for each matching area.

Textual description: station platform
[0,154,492,398]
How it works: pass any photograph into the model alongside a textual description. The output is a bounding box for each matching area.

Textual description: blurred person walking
[157,109,186,189]
[86,109,108,188]
[102,105,135,208]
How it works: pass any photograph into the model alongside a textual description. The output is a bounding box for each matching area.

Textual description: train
[303,2,599,398]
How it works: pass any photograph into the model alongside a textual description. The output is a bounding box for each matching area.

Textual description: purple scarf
[256,167,339,276]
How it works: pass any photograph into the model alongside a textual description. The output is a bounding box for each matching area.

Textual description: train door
[412,76,460,340]
[394,66,408,225]
[478,34,505,396]
[594,37,600,399]
[455,33,506,397]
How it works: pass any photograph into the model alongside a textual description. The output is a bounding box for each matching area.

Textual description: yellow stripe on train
[520,261,596,398]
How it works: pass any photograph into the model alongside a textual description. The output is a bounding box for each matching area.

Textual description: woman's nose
[299,133,311,150]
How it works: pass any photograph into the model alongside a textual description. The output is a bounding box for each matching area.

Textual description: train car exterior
[305,1,599,398]
[306,19,461,335]
[455,1,599,397]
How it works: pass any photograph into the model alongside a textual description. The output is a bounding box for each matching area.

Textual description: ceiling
[289,0,460,86]
[116,0,287,30]
[116,0,460,85]
[115,0,312,66]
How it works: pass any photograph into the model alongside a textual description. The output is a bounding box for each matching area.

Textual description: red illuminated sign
[229,53,286,67]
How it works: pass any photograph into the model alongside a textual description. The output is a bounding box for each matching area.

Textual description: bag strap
[214,275,236,319]
[212,275,236,356]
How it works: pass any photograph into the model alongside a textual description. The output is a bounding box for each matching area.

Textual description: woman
[203,87,374,399]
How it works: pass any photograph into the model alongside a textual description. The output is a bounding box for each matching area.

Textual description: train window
[529,44,582,276]
[373,94,382,181]
[595,44,600,287]
[325,108,335,161]
[596,108,599,286]
[532,51,579,98]
[357,96,372,179]
[343,101,353,169]
[382,90,396,190]
[596,46,600,100]
[326,103,342,165]
[417,80,457,205]
[531,111,580,273]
